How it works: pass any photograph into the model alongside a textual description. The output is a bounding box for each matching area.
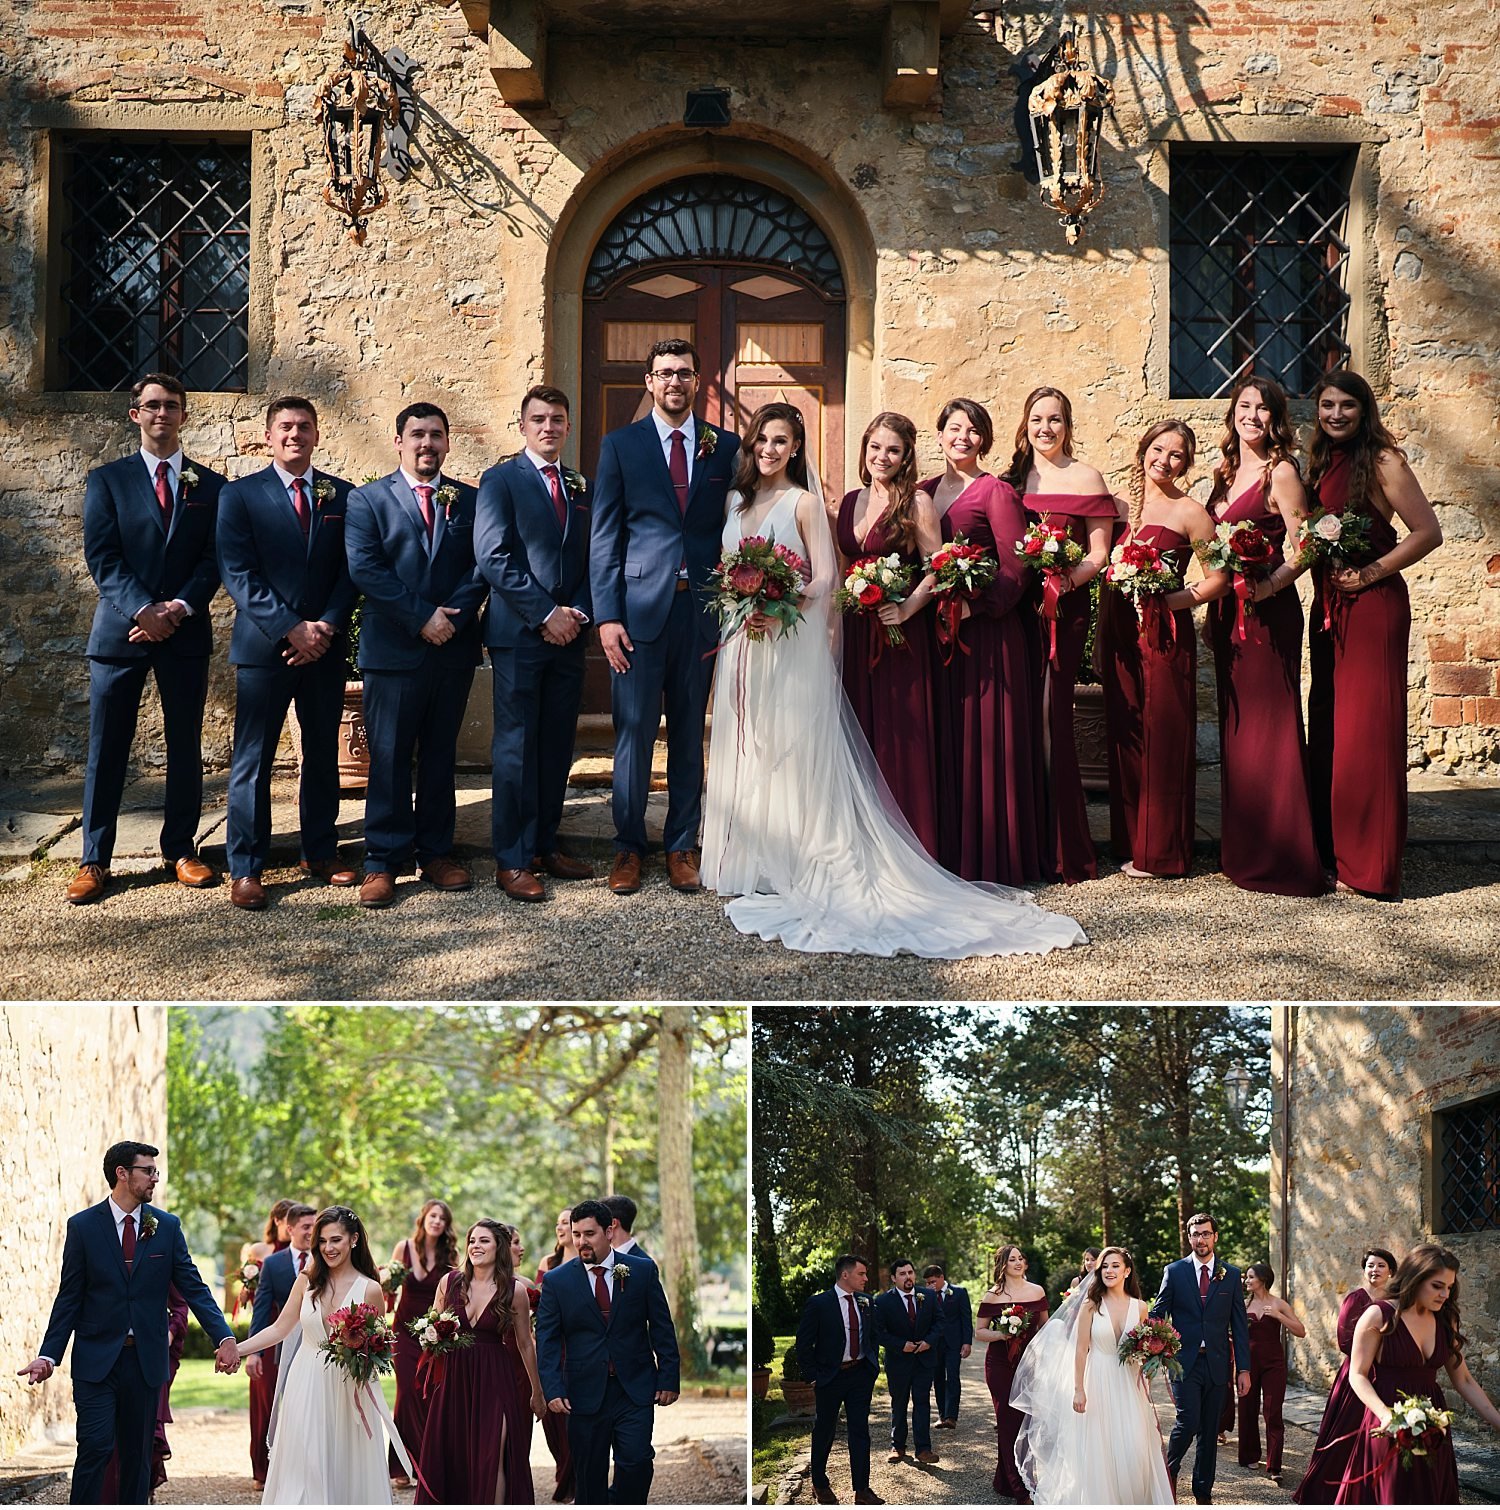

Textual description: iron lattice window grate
[1439,1094,1500,1235]
[585,174,844,298]
[1169,147,1355,400]
[58,137,251,393]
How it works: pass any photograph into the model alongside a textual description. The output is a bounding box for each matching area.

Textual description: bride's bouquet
[231,1259,261,1319]
[319,1300,396,1386]
[409,1307,475,1397]
[837,554,915,652]
[377,1258,408,1297]
[925,534,997,663]
[710,533,809,643]
[1116,1316,1183,1382]
[1377,1391,1454,1470]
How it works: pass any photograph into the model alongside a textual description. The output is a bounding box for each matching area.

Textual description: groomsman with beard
[217,397,359,909]
[604,1194,650,1260]
[68,374,226,905]
[873,1258,940,1466]
[795,1254,883,1506]
[245,1202,316,1488]
[922,1263,973,1430]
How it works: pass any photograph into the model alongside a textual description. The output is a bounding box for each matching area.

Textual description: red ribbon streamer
[935,596,972,667]
[1138,594,1177,656]
[1041,572,1066,667]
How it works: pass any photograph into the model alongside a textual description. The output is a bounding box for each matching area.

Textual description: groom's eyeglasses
[649,367,697,383]
[130,1165,160,1177]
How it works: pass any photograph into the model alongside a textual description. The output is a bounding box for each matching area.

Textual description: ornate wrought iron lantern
[1027,29,1113,245]
[316,22,400,244]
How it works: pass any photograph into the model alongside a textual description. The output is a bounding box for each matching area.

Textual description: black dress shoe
[812,1485,838,1506]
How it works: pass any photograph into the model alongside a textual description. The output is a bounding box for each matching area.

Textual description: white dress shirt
[137,446,192,617]
[651,409,696,488]
[586,1248,618,1299]
[833,1283,860,1360]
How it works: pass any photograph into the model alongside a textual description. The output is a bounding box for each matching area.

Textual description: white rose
[421,1326,438,1345]
[1042,537,1059,554]
[1314,514,1342,542]
[242,1263,259,1281]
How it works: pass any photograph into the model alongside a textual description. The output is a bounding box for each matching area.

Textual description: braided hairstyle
[1127,420,1198,531]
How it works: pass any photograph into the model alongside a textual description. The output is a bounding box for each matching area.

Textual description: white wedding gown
[262,1275,409,1505]
[1012,1295,1174,1506]
[701,488,1086,956]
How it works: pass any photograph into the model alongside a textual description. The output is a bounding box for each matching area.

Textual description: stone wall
[0,0,1496,771]
[0,1006,168,1457]
[1269,1004,1499,1422]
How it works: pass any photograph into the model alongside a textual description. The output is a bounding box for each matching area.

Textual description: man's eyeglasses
[134,401,183,414]
[130,1165,160,1177]
[649,368,697,383]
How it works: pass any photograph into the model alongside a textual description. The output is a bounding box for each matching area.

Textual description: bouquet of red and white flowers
[409,1307,475,1396]
[925,534,997,662]
[231,1259,262,1319]
[1116,1316,1183,1382]
[1291,506,1375,571]
[377,1259,408,1297]
[837,554,916,651]
[319,1300,396,1386]
[1376,1391,1454,1470]
[994,1302,1036,1360]
[1017,519,1085,664]
[709,533,809,643]
[1104,539,1182,603]
[1195,519,1276,640]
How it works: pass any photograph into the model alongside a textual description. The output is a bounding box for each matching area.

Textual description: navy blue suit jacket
[1150,1257,1251,1387]
[534,1252,680,1413]
[929,1283,974,1348]
[795,1287,878,1388]
[873,1286,942,1373]
[249,1246,300,1362]
[38,1200,231,1388]
[217,466,358,667]
[474,453,592,648]
[588,416,740,645]
[345,471,487,672]
[83,453,225,659]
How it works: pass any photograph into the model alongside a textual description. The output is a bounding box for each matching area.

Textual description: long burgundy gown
[1100,523,1197,876]
[1307,448,1411,897]
[534,1264,575,1502]
[1293,1288,1380,1504]
[391,1239,445,1479]
[836,488,940,856]
[1238,1310,1289,1475]
[249,1238,289,1484]
[416,1278,536,1505]
[1335,1302,1460,1505]
[1206,483,1326,895]
[923,473,1048,884]
[980,1294,1049,1502]
[1023,491,1117,884]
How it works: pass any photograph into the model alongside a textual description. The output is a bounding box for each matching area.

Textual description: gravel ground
[3,851,1498,1001]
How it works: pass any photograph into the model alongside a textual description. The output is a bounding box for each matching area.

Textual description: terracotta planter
[1073,681,1109,793]
[781,1378,816,1415]
[339,681,370,792]
[751,1367,771,1401]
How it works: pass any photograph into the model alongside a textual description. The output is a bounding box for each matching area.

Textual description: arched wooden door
[578,174,847,715]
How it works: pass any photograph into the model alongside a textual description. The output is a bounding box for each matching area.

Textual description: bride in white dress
[700,400,1086,957]
[238,1205,413,1505]
[1010,1245,1174,1505]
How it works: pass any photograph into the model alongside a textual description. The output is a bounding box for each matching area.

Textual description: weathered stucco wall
[1270,1004,1499,1423]
[0,0,1496,772]
[0,1005,168,1456]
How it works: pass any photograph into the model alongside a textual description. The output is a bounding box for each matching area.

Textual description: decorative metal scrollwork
[315,20,399,244]
[1027,29,1113,245]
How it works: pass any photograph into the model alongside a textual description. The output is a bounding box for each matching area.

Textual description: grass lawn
[172,1359,397,1412]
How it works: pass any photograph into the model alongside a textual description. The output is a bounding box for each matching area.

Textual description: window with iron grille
[1438,1092,1500,1235]
[56,136,251,393]
[1169,147,1355,400]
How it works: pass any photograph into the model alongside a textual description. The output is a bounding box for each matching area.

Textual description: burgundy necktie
[906,1293,917,1333]
[415,484,436,546]
[846,1295,860,1361]
[291,477,311,540]
[122,1212,136,1274]
[296,1250,305,1276]
[591,1264,611,1323]
[1199,1264,1210,1304]
[668,429,689,515]
[155,461,174,529]
[543,464,567,529]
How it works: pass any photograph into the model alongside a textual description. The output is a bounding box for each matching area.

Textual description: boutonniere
[435,484,461,519]
[312,478,336,507]
[1212,1264,1226,1284]
[614,1263,629,1291]
[696,427,718,461]
[563,468,587,497]
[179,466,200,491]
[139,1212,159,1240]
[855,1294,870,1311]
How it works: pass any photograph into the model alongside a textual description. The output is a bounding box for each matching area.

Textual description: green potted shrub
[780,1341,815,1415]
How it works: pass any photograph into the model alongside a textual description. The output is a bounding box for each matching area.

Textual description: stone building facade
[0,0,1497,770]
[1269,1004,1499,1422]
[0,1005,168,1456]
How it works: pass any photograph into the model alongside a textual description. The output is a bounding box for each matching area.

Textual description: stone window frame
[1142,115,1390,413]
[1424,1087,1500,1238]
[29,102,279,417]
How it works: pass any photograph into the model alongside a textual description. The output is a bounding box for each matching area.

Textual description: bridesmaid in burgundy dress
[1101,421,1222,878]
[1203,376,1326,896]
[504,1226,542,1468]
[1306,370,1443,898]
[389,1198,458,1486]
[1006,386,1114,884]
[534,1209,576,1503]
[1237,1262,1305,1484]
[836,412,941,855]
[245,1198,292,1488]
[1293,1247,1395,1503]
[417,1219,544,1505]
[923,397,1049,884]
[976,1244,1049,1504]
[1337,1243,1500,1504]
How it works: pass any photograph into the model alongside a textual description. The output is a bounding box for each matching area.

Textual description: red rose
[435,1317,459,1338]
[1234,526,1273,567]
[1024,536,1044,555]
[931,550,952,570]
[857,583,884,607]
[763,581,785,600]
[728,564,765,596]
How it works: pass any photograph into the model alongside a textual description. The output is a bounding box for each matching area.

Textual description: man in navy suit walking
[534,1198,680,1505]
[217,397,359,909]
[795,1253,884,1506]
[69,374,226,905]
[18,1140,240,1504]
[346,401,487,908]
[873,1258,942,1467]
[589,338,740,897]
[1150,1211,1251,1505]
[475,385,594,903]
[922,1262,973,1429]
[244,1201,315,1486]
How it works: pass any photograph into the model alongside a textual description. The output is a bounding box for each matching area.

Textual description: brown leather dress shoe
[812,1485,838,1505]
[916,1450,940,1465]
[496,867,546,902]
[66,864,109,905]
[419,855,472,891]
[532,850,595,880]
[666,848,702,892]
[608,850,642,894]
[300,857,357,886]
[172,855,217,888]
[359,871,396,908]
[887,1449,905,1464]
[854,1493,886,1505]
[230,875,267,910]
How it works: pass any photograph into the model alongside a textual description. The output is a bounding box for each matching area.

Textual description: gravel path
[4,851,1498,1001]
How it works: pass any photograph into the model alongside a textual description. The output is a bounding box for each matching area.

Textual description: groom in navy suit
[535,1198,680,1505]
[69,373,226,906]
[19,1140,239,1504]
[589,338,740,897]
[475,385,594,902]
[1150,1211,1251,1505]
